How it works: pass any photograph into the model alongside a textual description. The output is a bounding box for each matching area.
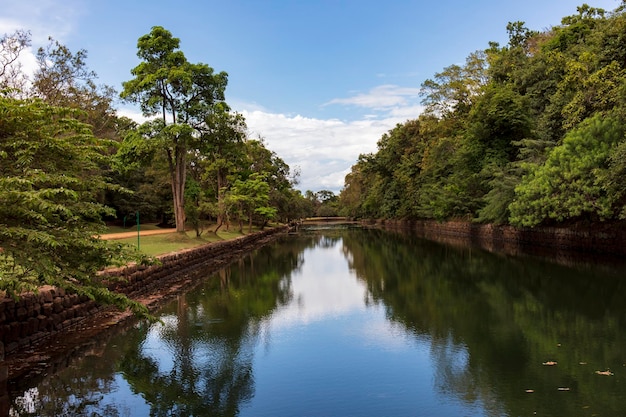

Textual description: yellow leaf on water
[595,370,614,376]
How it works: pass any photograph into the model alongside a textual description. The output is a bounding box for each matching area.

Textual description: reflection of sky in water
[241,237,481,417]
[264,239,439,354]
[267,241,368,328]
[107,374,151,416]
[141,315,177,374]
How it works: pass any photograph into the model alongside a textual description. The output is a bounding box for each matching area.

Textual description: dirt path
[99,228,178,240]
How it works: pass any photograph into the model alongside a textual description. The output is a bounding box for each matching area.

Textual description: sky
[1,0,622,193]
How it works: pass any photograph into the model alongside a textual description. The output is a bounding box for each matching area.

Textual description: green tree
[420,50,488,121]
[120,26,228,232]
[199,105,247,228]
[0,96,148,316]
[509,114,624,227]
[226,173,275,233]
[242,138,298,222]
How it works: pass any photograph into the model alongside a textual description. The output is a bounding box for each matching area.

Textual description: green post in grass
[136,211,140,250]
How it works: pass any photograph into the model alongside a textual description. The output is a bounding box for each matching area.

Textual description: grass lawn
[113,228,256,256]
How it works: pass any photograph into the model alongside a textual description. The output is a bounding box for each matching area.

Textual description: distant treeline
[339,3,626,227]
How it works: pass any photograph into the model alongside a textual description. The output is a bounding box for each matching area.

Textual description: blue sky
[1,0,621,192]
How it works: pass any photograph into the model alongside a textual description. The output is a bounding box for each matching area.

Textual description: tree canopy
[120,26,229,232]
[340,3,626,228]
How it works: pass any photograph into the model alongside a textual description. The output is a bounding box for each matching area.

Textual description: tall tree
[120,26,228,232]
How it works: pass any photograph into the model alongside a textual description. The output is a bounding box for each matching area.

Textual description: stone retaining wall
[375,219,626,260]
[0,227,288,360]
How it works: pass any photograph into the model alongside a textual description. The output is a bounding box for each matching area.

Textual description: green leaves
[0,96,145,311]
[509,114,624,227]
[341,4,626,227]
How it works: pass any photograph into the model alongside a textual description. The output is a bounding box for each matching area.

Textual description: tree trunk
[168,145,187,233]
[216,168,226,226]
[214,215,224,234]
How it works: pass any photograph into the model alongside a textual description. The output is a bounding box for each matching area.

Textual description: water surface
[9,227,626,416]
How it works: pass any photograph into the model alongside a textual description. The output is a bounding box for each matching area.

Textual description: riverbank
[0,226,288,388]
[371,219,626,264]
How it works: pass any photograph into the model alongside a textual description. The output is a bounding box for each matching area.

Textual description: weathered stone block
[27,317,39,334]
[8,323,20,342]
[42,302,53,316]
[38,315,50,331]
[62,295,72,308]
[52,298,63,313]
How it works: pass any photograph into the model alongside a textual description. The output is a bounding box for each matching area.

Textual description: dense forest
[339,3,626,228]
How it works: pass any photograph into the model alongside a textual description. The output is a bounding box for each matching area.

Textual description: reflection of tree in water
[10,238,310,417]
[341,228,626,417]
[119,311,255,416]
[116,240,311,416]
[9,342,135,416]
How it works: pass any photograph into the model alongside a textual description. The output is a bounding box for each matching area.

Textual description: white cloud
[0,0,85,44]
[324,84,422,110]
[116,106,153,124]
[118,103,390,193]
[239,84,425,193]
[241,110,405,193]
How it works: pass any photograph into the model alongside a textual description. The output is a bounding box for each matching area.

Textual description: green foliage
[340,4,626,228]
[476,162,520,224]
[607,138,626,218]
[120,26,228,232]
[0,96,149,316]
[468,84,532,160]
[226,173,274,232]
[509,114,624,226]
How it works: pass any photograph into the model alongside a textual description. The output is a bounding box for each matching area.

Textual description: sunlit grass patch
[114,227,261,256]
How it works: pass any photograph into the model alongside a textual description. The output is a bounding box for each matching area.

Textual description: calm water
[8,227,626,416]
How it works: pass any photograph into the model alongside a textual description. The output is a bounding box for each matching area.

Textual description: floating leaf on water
[543,361,557,366]
[595,370,614,376]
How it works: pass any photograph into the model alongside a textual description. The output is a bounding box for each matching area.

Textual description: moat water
[8,226,626,416]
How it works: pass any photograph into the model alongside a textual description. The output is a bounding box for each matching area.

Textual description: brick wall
[376,219,626,259]
[0,227,287,359]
